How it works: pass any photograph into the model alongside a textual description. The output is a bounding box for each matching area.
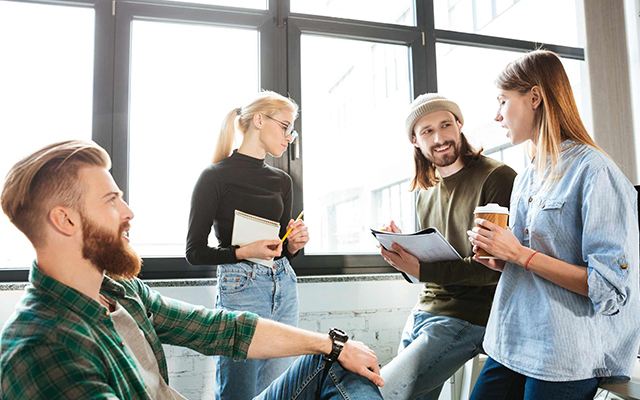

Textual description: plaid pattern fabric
[0,262,258,399]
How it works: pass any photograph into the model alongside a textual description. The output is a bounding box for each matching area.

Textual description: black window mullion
[422,0,438,92]
[434,30,585,61]
[261,0,288,171]
[92,0,116,157]
[289,14,421,45]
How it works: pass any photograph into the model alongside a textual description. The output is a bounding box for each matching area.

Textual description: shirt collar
[29,261,127,321]
[530,139,577,164]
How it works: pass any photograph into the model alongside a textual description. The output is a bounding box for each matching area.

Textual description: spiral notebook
[231,210,281,268]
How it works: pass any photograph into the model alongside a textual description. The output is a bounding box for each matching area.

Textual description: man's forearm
[246,318,332,359]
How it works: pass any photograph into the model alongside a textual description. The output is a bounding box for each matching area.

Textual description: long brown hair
[212,90,299,164]
[495,50,605,184]
[410,132,482,191]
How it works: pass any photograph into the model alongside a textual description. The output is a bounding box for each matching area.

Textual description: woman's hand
[285,219,309,254]
[467,218,528,265]
[236,240,282,261]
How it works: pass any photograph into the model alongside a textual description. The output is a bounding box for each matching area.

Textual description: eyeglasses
[265,115,298,143]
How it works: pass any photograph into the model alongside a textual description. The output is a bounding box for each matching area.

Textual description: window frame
[0,0,586,282]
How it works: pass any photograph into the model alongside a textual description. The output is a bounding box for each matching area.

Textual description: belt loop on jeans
[251,264,257,279]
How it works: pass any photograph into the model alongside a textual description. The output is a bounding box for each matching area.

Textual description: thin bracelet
[525,250,539,270]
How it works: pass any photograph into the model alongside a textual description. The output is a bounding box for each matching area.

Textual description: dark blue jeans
[255,354,383,399]
[470,357,600,400]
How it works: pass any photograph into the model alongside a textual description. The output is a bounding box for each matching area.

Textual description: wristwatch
[323,328,349,362]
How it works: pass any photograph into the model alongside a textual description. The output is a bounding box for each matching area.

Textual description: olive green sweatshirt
[414,155,517,326]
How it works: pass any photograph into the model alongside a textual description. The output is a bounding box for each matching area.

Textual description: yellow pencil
[281,210,304,242]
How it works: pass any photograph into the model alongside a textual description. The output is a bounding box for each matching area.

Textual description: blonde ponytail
[212,108,240,164]
[212,91,299,164]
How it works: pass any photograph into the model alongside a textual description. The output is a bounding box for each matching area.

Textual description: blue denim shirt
[483,141,640,384]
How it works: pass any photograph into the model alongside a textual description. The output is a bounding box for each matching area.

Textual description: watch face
[330,328,349,342]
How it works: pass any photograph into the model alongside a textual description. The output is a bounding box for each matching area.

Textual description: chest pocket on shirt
[531,198,565,241]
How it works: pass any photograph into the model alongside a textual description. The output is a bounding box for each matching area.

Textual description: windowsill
[0,272,409,291]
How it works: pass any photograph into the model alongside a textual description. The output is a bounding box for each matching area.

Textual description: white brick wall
[164,307,413,400]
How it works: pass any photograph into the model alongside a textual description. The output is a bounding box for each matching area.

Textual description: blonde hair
[212,90,299,164]
[1,140,111,247]
[496,50,605,186]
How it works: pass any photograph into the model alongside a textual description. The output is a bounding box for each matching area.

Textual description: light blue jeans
[214,258,299,400]
[380,310,486,400]
[255,354,383,399]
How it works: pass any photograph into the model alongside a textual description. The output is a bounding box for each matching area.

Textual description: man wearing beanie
[379,94,517,400]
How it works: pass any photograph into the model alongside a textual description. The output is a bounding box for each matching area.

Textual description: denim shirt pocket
[530,198,566,241]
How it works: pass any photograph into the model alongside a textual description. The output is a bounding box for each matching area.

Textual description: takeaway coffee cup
[474,203,509,259]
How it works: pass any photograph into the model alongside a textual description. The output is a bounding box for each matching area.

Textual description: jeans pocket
[218,266,252,294]
[288,266,298,283]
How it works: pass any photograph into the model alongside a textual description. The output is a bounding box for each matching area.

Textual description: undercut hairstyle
[1,140,111,247]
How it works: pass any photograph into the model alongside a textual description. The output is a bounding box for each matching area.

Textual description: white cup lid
[474,203,509,214]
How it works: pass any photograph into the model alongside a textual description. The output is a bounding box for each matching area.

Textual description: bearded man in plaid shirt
[0,140,384,399]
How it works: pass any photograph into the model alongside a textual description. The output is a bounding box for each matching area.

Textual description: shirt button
[621,264,628,270]
[105,310,110,317]
[120,341,125,347]
[525,229,529,234]
[528,197,533,202]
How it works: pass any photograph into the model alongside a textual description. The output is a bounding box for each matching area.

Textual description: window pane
[434,0,585,47]
[163,0,266,9]
[292,0,415,26]
[128,20,259,257]
[0,2,94,269]
[301,35,414,255]
[436,44,591,174]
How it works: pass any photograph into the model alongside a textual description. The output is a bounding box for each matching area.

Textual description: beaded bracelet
[525,250,539,270]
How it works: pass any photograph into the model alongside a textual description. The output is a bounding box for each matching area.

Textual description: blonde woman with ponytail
[186,91,309,400]
[467,50,640,399]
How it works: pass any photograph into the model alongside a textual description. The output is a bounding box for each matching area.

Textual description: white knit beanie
[405,93,464,142]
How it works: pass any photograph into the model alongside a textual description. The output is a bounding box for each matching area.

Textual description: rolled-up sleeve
[134,279,259,360]
[582,165,638,316]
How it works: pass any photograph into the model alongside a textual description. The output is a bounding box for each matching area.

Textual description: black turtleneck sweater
[186,150,295,266]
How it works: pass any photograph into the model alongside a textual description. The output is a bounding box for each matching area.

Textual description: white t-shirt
[109,299,187,400]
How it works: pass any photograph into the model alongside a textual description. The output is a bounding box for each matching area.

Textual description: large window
[0,0,588,280]
[128,20,260,257]
[0,0,95,270]
[300,36,413,254]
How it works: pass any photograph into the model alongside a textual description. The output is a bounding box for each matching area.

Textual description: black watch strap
[323,328,348,362]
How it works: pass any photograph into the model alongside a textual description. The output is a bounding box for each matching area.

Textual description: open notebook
[231,210,281,268]
[371,227,461,283]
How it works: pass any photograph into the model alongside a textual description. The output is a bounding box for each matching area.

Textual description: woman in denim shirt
[467,50,640,399]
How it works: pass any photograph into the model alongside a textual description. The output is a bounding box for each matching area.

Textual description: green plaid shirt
[0,262,258,399]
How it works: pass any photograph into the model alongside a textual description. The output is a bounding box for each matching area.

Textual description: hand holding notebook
[232,210,281,268]
[371,226,461,283]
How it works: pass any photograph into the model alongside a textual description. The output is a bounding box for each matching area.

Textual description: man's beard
[426,140,461,167]
[81,215,142,280]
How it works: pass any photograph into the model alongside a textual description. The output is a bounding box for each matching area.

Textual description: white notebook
[371,227,461,283]
[231,210,281,268]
